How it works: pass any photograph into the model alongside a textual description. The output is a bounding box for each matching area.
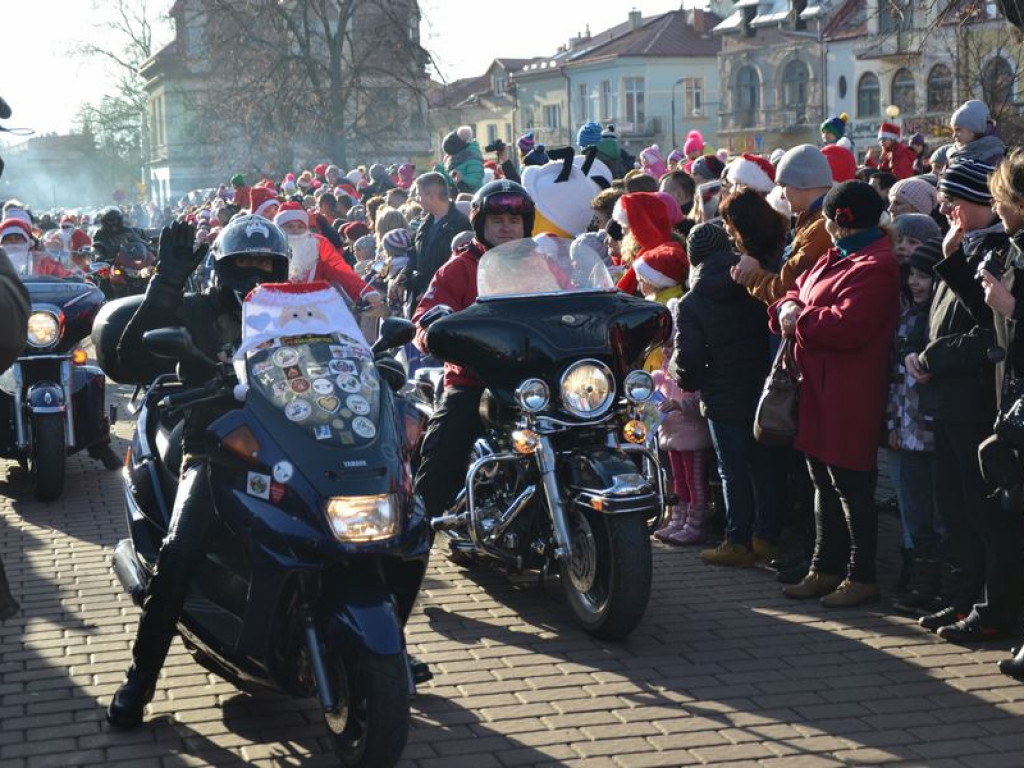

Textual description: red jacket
[411,240,486,389]
[768,235,899,471]
[878,142,916,180]
[295,234,371,302]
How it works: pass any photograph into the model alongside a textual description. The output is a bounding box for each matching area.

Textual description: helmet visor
[482,193,534,217]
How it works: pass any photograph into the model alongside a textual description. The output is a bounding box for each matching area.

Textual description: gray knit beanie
[891,213,941,244]
[775,144,834,190]
[686,223,732,266]
[950,100,990,136]
[930,144,952,167]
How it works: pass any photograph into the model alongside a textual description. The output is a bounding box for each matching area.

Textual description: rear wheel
[560,507,652,640]
[30,414,65,502]
[323,651,409,768]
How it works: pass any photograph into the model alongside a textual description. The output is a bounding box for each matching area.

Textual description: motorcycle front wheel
[560,507,652,641]
[323,651,409,768]
[30,413,65,502]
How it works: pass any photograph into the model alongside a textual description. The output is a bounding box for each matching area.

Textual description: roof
[822,0,866,40]
[427,58,529,110]
[567,10,722,63]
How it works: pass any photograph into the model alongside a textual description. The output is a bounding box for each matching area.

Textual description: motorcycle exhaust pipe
[430,511,469,531]
[111,539,146,607]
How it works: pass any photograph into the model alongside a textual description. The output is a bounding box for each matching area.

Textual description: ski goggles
[481,193,534,217]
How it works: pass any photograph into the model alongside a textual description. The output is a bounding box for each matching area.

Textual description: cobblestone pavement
[3,383,1024,767]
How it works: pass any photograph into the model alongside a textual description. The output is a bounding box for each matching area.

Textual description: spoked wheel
[29,413,66,502]
[323,651,409,768]
[560,506,652,641]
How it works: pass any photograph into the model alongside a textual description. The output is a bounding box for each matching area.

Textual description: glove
[154,221,208,290]
[418,304,453,330]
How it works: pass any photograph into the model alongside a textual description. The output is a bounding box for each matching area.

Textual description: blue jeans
[886,449,943,559]
[708,419,780,545]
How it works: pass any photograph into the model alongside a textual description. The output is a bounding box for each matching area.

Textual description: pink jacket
[652,298,711,452]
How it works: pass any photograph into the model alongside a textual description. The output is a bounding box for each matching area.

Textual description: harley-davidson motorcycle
[0,275,116,501]
[420,238,671,640]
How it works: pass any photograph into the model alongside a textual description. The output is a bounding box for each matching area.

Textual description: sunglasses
[481,193,534,217]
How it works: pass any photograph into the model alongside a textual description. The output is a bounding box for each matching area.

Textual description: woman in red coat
[768,180,900,607]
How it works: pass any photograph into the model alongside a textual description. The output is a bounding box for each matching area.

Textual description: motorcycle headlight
[624,370,655,403]
[514,378,550,413]
[27,311,60,348]
[324,493,397,542]
[560,360,615,419]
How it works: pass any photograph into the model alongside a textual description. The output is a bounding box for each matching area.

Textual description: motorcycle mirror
[372,317,416,355]
[143,327,197,360]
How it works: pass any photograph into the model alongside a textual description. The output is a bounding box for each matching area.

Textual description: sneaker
[782,570,843,600]
[918,605,966,632]
[752,537,779,564]
[819,579,880,608]
[699,541,756,568]
[936,619,1008,644]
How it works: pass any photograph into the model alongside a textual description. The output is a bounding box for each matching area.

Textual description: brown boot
[782,570,843,600]
[699,541,756,568]
[819,579,880,608]
[752,537,778,564]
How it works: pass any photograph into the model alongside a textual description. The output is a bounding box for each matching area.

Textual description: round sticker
[285,400,312,422]
[290,378,311,394]
[273,461,294,483]
[312,378,334,395]
[352,416,376,439]
[337,374,361,393]
[273,347,300,368]
[360,369,380,390]
[346,394,370,416]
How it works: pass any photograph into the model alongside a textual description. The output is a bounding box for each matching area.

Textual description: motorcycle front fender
[320,574,404,657]
[26,380,65,413]
[560,446,661,515]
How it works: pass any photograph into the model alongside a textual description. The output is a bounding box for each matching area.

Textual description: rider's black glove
[154,221,208,290]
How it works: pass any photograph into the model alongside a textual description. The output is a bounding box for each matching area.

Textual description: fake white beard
[287,234,320,282]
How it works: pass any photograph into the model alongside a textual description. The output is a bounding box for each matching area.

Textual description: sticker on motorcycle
[285,400,312,422]
[360,369,379,390]
[352,416,376,439]
[283,365,303,380]
[336,374,361,393]
[312,378,334,395]
[289,378,311,394]
[272,461,294,483]
[272,381,289,398]
[246,471,271,500]
[317,395,341,413]
[314,424,332,440]
[329,359,357,375]
[346,394,370,416]
[273,347,300,368]
[306,363,326,378]
[252,360,274,378]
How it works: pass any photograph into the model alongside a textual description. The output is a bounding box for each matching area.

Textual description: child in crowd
[891,213,941,264]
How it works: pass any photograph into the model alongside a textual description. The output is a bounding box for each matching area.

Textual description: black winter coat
[408,205,471,305]
[671,248,770,423]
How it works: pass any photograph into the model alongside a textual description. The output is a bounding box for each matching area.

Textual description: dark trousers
[806,456,878,583]
[415,386,484,519]
[934,419,1023,630]
[707,418,780,545]
[127,460,213,687]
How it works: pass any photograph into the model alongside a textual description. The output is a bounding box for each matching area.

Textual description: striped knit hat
[909,237,944,275]
[939,159,994,205]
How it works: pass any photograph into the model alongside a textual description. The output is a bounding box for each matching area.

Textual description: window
[782,60,809,109]
[624,77,645,127]
[982,56,1014,107]
[487,124,498,144]
[878,0,912,34]
[683,78,704,117]
[891,68,916,115]
[735,66,760,128]
[838,75,847,99]
[857,72,880,117]
[542,104,562,130]
[492,75,505,97]
[600,80,612,120]
[185,18,206,57]
[577,83,588,123]
[926,64,952,112]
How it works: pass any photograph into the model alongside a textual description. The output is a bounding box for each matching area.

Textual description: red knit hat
[341,221,370,241]
[313,163,328,178]
[634,243,688,289]
[274,201,310,228]
[821,144,858,183]
[250,187,279,217]
[878,122,901,141]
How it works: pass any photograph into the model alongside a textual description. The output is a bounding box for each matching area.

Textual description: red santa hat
[250,187,279,218]
[633,244,688,289]
[878,121,901,141]
[821,144,857,183]
[0,218,32,242]
[274,201,309,228]
[59,215,76,226]
[313,163,329,178]
[725,153,776,194]
[234,281,369,361]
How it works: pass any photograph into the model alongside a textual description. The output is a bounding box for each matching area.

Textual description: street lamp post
[671,77,684,149]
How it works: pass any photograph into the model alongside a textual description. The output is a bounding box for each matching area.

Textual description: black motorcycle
[102,299,427,767]
[420,238,671,640]
[0,275,116,500]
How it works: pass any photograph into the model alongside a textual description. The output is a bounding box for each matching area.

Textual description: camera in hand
[976,250,1006,282]
[484,138,506,154]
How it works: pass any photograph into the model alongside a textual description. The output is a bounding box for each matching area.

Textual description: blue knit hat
[517,131,535,154]
[523,144,549,167]
[577,122,603,148]
[820,113,848,140]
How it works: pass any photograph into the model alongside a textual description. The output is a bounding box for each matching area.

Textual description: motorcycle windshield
[245,333,382,446]
[477,237,616,299]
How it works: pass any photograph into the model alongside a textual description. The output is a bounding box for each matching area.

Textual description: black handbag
[754,337,801,446]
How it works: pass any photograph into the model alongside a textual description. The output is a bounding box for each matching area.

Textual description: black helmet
[213,214,289,305]
[100,207,123,229]
[470,180,535,246]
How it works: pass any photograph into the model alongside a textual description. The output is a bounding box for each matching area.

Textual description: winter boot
[106,666,157,729]
[699,541,757,567]
[782,570,843,600]
[0,558,18,621]
[653,504,688,543]
[667,505,708,545]
[892,559,943,615]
